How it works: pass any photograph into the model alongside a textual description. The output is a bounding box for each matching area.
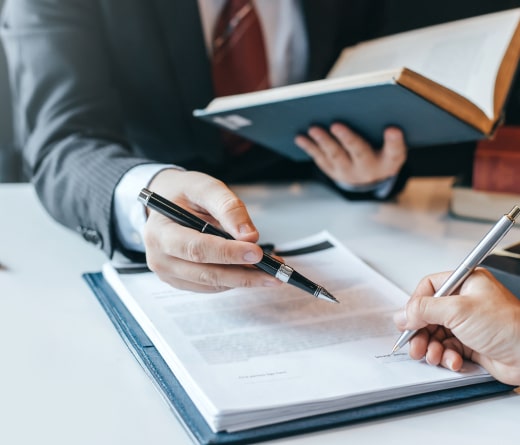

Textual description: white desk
[0,179,518,445]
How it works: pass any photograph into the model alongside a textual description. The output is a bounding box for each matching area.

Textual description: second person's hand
[294,123,407,187]
[394,268,520,386]
[143,169,282,293]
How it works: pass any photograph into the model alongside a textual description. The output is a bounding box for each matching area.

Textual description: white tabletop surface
[0,178,518,445]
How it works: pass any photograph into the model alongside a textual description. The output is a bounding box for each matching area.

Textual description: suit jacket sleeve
[1,0,150,256]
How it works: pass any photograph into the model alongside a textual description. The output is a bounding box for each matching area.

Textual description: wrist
[113,163,183,253]
[334,175,398,199]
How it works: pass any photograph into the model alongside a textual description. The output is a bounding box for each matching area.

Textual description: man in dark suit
[1,0,518,293]
[1,0,412,292]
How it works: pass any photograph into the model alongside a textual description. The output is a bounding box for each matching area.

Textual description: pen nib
[317,288,339,304]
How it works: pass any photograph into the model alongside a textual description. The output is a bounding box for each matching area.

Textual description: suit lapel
[148,1,364,101]
[149,0,222,158]
[150,0,214,110]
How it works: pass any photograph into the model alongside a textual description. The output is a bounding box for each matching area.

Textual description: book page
[328,9,520,119]
[104,231,491,432]
[195,68,399,113]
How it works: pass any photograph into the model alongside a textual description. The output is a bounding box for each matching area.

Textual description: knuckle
[416,296,430,316]
[388,149,406,164]
[443,301,467,330]
[146,255,161,273]
[237,275,256,288]
[405,298,418,319]
[334,127,356,145]
[406,296,427,322]
[328,150,344,162]
[220,243,242,264]
[382,148,405,165]
[184,238,207,263]
[201,174,226,190]
[474,267,493,280]
[142,224,156,248]
[349,149,365,159]
[219,194,247,215]
[197,269,221,286]
[146,255,173,278]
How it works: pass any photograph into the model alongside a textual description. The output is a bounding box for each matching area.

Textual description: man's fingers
[408,328,430,360]
[406,296,448,329]
[380,127,407,176]
[180,172,259,242]
[406,293,469,333]
[440,338,465,371]
[330,124,374,161]
[144,216,264,265]
[153,258,281,290]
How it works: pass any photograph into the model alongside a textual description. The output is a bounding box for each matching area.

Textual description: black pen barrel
[256,255,320,298]
[287,270,318,296]
[255,253,284,276]
[139,188,337,303]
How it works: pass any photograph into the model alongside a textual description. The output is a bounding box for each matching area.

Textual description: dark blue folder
[83,271,513,445]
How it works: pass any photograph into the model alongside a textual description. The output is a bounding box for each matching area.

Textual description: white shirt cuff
[334,175,398,199]
[113,163,182,252]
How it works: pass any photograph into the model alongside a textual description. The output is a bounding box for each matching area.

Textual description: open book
[84,232,511,443]
[194,9,520,161]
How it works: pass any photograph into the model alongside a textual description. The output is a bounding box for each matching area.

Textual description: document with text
[102,231,492,433]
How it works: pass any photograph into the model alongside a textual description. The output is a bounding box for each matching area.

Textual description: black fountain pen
[138,188,338,303]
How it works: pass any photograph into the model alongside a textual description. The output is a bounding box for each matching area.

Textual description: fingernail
[331,125,346,135]
[238,223,255,235]
[385,129,400,140]
[243,251,260,262]
[394,310,407,326]
[446,358,454,370]
[309,128,322,139]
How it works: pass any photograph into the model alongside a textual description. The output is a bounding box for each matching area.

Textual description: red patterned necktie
[211,0,270,155]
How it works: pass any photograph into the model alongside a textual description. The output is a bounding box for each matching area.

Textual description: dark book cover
[195,82,483,161]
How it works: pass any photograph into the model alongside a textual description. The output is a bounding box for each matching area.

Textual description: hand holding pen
[394,266,520,386]
[136,172,335,301]
[392,206,520,354]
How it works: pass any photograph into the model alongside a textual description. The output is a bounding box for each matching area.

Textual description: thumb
[404,295,457,331]
[217,195,259,242]
[381,127,406,175]
[189,174,259,242]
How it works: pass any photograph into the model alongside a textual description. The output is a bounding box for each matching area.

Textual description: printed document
[103,231,492,432]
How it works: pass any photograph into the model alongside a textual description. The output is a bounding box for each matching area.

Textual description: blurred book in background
[473,126,520,193]
[450,126,520,222]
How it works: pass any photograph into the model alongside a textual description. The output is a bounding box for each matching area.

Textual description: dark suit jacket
[0,0,18,181]
[0,0,387,256]
[2,0,520,257]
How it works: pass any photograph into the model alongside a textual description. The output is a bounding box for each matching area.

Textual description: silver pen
[391,205,520,354]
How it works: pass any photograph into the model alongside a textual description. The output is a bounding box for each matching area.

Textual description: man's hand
[143,169,282,292]
[394,268,520,386]
[294,124,407,186]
